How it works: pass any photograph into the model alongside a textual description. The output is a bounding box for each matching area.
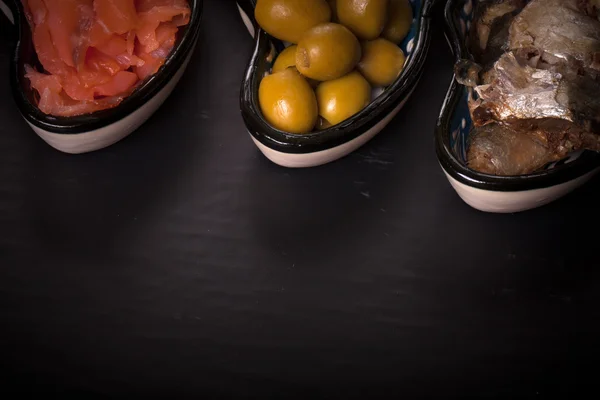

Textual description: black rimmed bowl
[1,0,202,154]
[237,0,434,168]
[435,0,600,213]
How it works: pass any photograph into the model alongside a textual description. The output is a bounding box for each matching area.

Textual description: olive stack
[255,0,413,134]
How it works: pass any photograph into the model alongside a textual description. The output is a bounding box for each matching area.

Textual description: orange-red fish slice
[88,19,113,47]
[62,74,98,101]
[133,49,164,80]
[94,71,138,97]
[138,20,178,54]
[135,0,190,52]
[95,34,129,57]
[135,0,191,25]
[94,35,146,69]
[26,65,65,115]
[86,47,124,76]
[155,21,178,46]
[25,65,63,94]
[41,90,123,117]
[135,20,161,53]
[125,31,136,55]
[31,21,72,77]
[95,0,138,35]
[23,0,190,117]
[24,0,47,26]
[25,65,118,116]
[150,30,176,61]
[116,53,146,69]
[43,0,94,69]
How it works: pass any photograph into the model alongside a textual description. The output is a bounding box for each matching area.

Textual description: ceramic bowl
[1,0,203,154]
[237,0,434,168]
[435,0,600,213]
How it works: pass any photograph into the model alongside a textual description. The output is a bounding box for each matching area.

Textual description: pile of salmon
[22,0,191,117]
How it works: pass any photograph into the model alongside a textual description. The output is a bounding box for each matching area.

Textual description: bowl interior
[10,0,202,133]
[241,0,430,151]
[445,0,594,171]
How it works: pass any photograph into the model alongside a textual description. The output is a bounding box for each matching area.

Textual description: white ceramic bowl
[236,0,434,168]
[435,0,600,213]
[3,0,203,154]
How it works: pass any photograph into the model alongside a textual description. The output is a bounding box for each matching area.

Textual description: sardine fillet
[467,121,600,175]
[467,124,561,176]
[470,0,525,55]
[508,0,600,71]
[470,52,600,127]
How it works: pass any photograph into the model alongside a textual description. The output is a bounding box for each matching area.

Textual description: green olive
[382,0,413,44]
[259,68,318,134]
[336,0,390,40]
[255,0,331,43]
[316,70,371,125]
[272,45,298,73]
[290,67,321,88]
[272,46,320,88]
[295,23,361,81]
[357,38,406,87]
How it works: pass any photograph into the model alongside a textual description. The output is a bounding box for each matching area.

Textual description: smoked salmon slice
[95,0,138,35]
[44,0,94,69]
[22,0,191,117]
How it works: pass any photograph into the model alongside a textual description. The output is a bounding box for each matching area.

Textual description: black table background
[2,1,600,397]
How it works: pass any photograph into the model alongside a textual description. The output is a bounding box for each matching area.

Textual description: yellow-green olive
[316,70,371,125]
[255,0,332,43]
[382,0,413,44]
[295,23,361,81]
[272,46,320,87]
[259,68,318,134]
[357,38,406,87]
[272,45,298,73]
[336,0,390,40]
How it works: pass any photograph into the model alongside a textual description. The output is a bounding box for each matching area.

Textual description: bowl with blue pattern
[435,0,600,213]
[237,0,434,168]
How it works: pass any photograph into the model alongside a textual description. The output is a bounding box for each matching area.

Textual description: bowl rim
[239,0,435,155]
[7,0,203,135]
[434,0,600,192]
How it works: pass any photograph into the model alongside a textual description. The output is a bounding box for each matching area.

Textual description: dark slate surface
[1,1,599,397]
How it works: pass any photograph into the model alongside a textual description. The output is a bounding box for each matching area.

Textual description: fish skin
[470,52,600,128]
[460,0,526,89]
[508,0,600,72]
[469,0,525,59]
